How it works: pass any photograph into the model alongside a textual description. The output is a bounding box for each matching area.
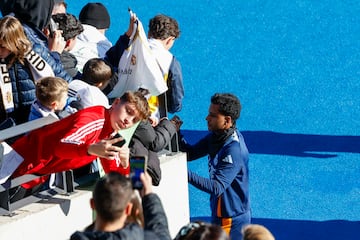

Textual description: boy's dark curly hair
[52,13,84,41]
[148,14,180,40]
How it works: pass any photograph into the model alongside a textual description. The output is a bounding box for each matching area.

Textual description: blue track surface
[69,1,360,239]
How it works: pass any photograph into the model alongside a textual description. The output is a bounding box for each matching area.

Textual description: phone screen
[130,156,147,189]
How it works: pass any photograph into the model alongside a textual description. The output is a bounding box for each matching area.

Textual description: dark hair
[52,13,83,41]
[211,93,241,123]
[82,58,114,86]
[93,172,133,222]
[175,222,230,240]
[148,14,180,40]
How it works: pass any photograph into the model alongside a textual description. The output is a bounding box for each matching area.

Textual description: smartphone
[112,133,126,148]
[48,18,59,38]
[130,156,147,189]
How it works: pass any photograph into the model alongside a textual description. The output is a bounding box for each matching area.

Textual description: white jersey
[68,80,110,108]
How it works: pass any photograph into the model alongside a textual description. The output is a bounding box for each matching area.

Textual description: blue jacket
[3,60,36,124]
[183,129,250,218]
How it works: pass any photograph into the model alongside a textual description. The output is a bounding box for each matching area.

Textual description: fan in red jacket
[11,90,150,188]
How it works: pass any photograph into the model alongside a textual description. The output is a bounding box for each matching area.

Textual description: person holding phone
[178,93,250,240]
[10,90,150,193]
[70,171,171,240]
[130,155,148,189]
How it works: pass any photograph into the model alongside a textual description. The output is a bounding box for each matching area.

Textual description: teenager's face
[110,98,140,131]
[0,44,11,59]
[206,103,228,132]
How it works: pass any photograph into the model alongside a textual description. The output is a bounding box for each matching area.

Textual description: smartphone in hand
[130,156,147,189]
[48,18,59,38]
[112,133,126,148]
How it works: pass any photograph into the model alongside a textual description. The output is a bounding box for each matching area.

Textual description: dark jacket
[129,120,177,185]
[164,56,184,114]
[70,193,171,240]
[101,34,130,96]
[104,33,130,69]
[60,50,81,79]
[182,129,250,218]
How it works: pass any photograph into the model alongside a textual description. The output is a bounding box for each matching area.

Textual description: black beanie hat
[79,2,110,29]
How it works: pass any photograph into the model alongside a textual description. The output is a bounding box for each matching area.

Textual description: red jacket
[12,106,130,188]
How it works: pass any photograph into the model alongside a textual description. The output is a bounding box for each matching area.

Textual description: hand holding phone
[112,133,126,148]
[48,18,59,38]
[130,156,147,189]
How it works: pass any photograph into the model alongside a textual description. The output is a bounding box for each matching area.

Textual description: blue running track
[69,1,359,239]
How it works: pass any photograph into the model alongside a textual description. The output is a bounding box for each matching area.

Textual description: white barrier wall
[0,190,93,240]
[0,152,189,240]
[154,152,190,238]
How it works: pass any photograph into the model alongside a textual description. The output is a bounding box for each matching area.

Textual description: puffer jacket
[0,59,35,124]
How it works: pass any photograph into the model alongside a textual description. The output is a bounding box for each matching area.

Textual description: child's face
[0,44,11,60]
[110,98,140,131]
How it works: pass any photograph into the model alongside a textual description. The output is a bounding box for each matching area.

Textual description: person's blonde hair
[35,77,68,108]
[0,16,32,66]
[242,224,275,240]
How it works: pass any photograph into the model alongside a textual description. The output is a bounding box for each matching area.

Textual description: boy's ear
[50,101,57,109]
[165,36,174,46]
[124,202,133,216]
[224,116,232,127]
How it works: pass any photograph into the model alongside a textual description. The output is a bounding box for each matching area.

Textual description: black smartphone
[112,133,126,148]
[130,156,147,189]
[48,18,59,38]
